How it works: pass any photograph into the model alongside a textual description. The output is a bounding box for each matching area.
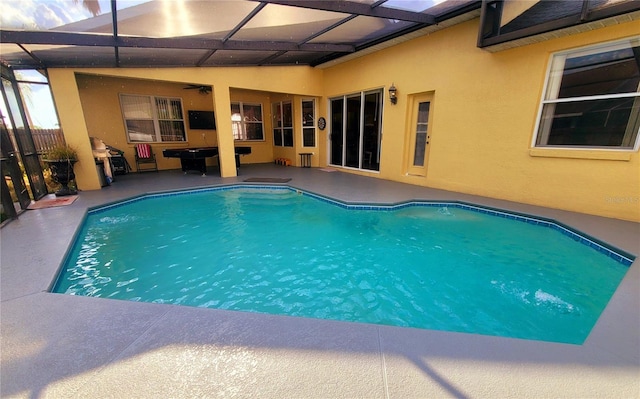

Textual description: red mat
[28,195,78,210]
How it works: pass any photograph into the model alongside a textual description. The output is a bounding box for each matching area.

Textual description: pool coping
[50,181,636,346]
[2,167,639,398]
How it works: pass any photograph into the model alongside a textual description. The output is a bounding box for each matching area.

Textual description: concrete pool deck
[1,164,638,398]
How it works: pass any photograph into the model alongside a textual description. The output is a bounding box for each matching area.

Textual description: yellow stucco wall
[47,70,100,190]
[75,76,285,170]
[49,66,324,183]
[47,17,639,221]
[75,74,219,173]
[322,18,640,222]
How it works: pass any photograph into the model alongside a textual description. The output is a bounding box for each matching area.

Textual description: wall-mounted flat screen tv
[188,110,216,130]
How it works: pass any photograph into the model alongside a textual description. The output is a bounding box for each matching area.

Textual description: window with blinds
[120,94,186,142]
[231,102,264,141]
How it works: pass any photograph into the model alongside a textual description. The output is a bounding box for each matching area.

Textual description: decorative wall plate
[318,117,326,130]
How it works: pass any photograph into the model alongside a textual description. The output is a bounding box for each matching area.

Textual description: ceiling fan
[183,84,212,94]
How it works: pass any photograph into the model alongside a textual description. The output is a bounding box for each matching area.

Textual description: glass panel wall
[1,67,47,200]
[330,89,383,171]
[1,112,31,222]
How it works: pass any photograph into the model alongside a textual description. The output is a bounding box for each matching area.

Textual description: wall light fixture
[389,84,398,105]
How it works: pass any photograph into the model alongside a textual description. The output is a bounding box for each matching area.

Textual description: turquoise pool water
[53,186,632,344]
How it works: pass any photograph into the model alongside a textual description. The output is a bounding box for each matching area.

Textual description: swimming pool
[53,185,633,344]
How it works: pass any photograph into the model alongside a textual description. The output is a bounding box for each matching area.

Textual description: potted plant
[44,144,78,196]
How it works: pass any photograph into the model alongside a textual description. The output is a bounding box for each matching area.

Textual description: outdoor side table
[299,153,312,168]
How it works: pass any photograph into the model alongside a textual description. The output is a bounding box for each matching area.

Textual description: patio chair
[135,143,158,172]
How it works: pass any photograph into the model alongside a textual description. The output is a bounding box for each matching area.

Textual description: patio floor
[1,164,639,398]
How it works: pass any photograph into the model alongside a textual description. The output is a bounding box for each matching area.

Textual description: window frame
[272,101,293,147]
[120,94,186,143]
[231,101,264,141]
[301,98,316,148]
[532,37,640,152]
[329,88,383,171]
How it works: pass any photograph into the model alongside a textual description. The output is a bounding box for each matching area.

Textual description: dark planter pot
[46,159,77,196]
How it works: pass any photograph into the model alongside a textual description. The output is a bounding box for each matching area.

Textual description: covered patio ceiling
[2,0,638,70]
[0,0,481,70]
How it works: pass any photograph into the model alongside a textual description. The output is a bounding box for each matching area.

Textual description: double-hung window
[120,94,186,142]
[534,38,640,149]
[231,102,264,141]
[302,99,316,147]
[273,101,293,147]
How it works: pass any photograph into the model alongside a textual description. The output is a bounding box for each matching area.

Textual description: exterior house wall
[76,74,221,173]
[47,17,639,221]
[322,18,640,222]
[48,66,324,186]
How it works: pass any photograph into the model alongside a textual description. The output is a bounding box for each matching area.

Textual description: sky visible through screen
[1,0,446,30]
[1,1,149,128]
[1,0,149,30]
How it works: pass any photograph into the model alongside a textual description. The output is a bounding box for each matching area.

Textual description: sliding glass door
[329,89,382,171]
[345,95,361,168]
[330,98,343,166]
[362,90,382,171]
